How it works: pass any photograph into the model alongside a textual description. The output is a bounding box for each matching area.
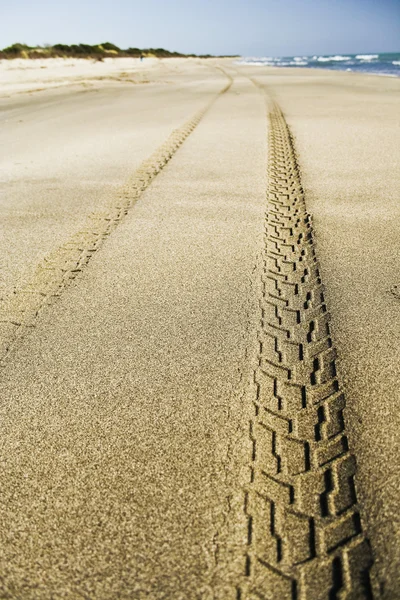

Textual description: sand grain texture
[0,59,399,598]
[238,67,400,598]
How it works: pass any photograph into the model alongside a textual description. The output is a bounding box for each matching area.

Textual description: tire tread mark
[0,74,232,364]
[239,102,373,600]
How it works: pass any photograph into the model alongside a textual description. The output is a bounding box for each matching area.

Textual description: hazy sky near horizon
[1,0,399,56]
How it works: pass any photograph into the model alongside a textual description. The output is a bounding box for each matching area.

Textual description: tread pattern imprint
[0,74,232,366]
[239,103,374,600]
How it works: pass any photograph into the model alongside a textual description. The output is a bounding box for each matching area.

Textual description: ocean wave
[238,57,276,64]
[236,58,270,65]
[239,61,266,66]
[276,60,308,66]
[236,53,400,76]
[356,54,379,60]
[316,55,351,62]
[237,58,309,67]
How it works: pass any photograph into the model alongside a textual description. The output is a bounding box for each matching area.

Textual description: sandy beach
[0,56,163,96]
[0,57,399,599]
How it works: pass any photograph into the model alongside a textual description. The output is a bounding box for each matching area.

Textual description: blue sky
[1,0,399,56]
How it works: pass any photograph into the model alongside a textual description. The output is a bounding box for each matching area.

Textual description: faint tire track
[0,73,232,365]
[238,101,374,600]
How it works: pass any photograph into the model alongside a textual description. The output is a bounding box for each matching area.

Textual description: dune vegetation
[0,42,224,60]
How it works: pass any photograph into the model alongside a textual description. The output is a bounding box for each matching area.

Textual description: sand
[234,65,400,596]
[0,58,399,598]
[0,56,162,96]
[0,59,223,297]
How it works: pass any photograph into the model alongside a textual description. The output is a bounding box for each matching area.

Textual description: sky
[0,0,399,56]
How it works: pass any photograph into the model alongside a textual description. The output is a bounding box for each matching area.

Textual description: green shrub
[3,43,32,55]
[0,41,218,60]
[101,42,120,52]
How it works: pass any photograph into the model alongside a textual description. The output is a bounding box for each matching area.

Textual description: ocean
[238,52,400,77]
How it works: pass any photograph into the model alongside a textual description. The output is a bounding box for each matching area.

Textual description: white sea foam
[236,57,309,67]
[237,57,274,65]
[253,57,273,61]
[276,60,308,66]
[236,58,278,66]
[356,54,379,60]
[317,55,351,62]
[235,54,399,76]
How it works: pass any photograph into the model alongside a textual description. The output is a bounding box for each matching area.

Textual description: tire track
[0,73,232,366]
[239,101,373,599]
